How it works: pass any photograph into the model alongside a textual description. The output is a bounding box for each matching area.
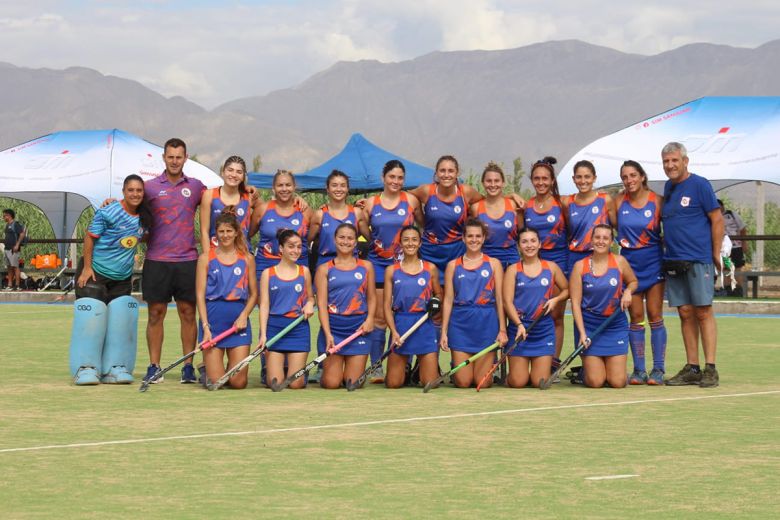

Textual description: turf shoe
[101,365,134,384]
[181,363,197,384]
[699,366,720,388]
[74,366,100,385]
[646,368,665,386]
[369,366,385,384]
[665,364,702,386]
[628,369,648,385]
[198,365,207,387]
[143,364,163,384]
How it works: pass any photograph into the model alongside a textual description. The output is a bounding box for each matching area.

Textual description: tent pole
[61,193,69,272]
[755,181,765,287]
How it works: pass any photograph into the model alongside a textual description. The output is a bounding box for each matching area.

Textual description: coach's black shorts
[142,259,197,303]
[730,247,746,268]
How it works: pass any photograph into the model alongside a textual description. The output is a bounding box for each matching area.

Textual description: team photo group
[67,137,724,392]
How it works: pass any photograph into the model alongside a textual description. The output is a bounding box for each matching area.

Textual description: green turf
[1,304,779,519]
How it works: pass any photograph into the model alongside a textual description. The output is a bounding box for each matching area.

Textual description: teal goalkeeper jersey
[87,201,145,280]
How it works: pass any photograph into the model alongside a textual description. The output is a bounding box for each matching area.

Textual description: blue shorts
[421,240,466,283]
[622,246,664,293]
[447,305,498,353]
[317,313,370,356]
[666,262,715,307]
[507,315,555,357]
[483,246,519,271]
[393,311,438,356]
[266,314,311,352]
[575,309,628,358]
[540,248,570,277]
[198,299,252,348]
[568,250,592,274]
[368,257,392,288]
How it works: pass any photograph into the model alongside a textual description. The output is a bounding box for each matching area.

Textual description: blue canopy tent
[248,133,433,192]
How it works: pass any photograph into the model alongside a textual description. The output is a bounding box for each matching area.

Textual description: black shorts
[74,257,132,304]
[142,259,197,303]
[730,247,745,268]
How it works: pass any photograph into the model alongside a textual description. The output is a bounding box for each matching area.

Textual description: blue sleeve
[698,176,719,213]
[88,206,109,237]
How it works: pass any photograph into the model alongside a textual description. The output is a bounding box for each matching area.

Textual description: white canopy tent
[0,129,222,258]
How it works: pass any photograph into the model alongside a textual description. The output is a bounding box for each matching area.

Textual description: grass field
[1,303,779,519]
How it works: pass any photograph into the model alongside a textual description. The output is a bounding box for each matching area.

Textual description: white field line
[585,474,640,481]
[1,390,778,455]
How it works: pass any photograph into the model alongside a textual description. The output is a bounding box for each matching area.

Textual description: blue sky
[1,1,778,107]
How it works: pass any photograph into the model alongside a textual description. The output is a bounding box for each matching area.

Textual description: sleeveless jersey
[318,204,357,259]
[581,254,623,316]
[205,249,249,301]
[476,198,519,251]
[256,200,309,262]
[524,197,568,251]
[391,261,435,313]
[208,188,251,244]
[268,265,307,318]
[326,259,369,315]
[512,260,555,321]
[452,255,496,306]
[616,192,661,250]
[567,192,608,252]
[368,193,414,263]
[423,184,468,245]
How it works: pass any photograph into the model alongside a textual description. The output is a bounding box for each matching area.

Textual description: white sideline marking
[585,474,639,481]
[1,390,778,454]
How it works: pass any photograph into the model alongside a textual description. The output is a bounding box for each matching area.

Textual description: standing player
[471,162,522,270]
[504,228,569,388]
[440,218,508,388]
[258,230,315,389]
[570,224,637,388]
[308,170,364,267]
[69,175,149,385]
[200,156,252,251]
[616,160,667,385]
[316,223,376,389]
[384,226,442,388]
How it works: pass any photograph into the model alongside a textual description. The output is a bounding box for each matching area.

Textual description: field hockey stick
[476,308,549,392]
[273,327,364,392]
[422,340,501,393]
[346,297,441,391]
[538,309,621,390]
[208,314,306,391]
[49,278,75,303]
[39,265,68,292]
[139,326,237,392]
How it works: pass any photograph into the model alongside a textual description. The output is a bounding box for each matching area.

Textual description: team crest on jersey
[354,272,364,280]
[480,269,489,278]
[620,239,630,248]
[547,215,556,223]
[264,243,274,253]
[181,188,191,198]
[233,267,242,276]
[453,206,462,214]
[119,236,138,249]
[398,209,406,216]
[503,220,512,228]
[680,197,690,207]
[591,206,599,214]
[644,209,652,218]
[541,278,549,286]
[609,277,618,286]
[237,208,245,216]
[417,277,426,286]
[294,283,303,293]
[328,304,338,313]
[291,219,300,226]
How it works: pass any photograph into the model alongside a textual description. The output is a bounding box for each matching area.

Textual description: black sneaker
[699,366,719,388]
[665,364,702,386]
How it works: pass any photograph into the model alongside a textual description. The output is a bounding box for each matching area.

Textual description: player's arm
[383,266,400,345]
[195,253,212,343]
[199,189,214,252]
[490,257,508,346]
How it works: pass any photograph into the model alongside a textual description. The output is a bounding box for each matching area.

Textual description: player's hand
[234,312,248,331]
[257,334,267,349]
[360,317,374,334]
[293,195,310,213]
[302,301,315,319]
[77,267,96,288]
[497,329,508,347]
[509,193,526,210]
[101,198,117,208]
[439,334,450,352]
[620,291,632,311]
[514,323,527,341]
[390,331,402,348]
[354,198,368,210]
[325,334,335,353]
[201,328,213,346]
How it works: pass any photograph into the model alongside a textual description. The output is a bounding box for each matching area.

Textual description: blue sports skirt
[507,314,555,357]
[393,311,438,356]
[421,240,466,282]
[317,313,370,356]
[266,314,311,353]
[367,255,392,287]
[198,299,252,348]
[483,245,520,271]
[621,246,664,293]
[567,250,592,275]
[447,304,498,354]
[575,309,629,358]
[540,248,570,277]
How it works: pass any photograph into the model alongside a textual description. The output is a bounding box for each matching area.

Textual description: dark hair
[518,227,540,241]
[327,170,350,189]
[122,174,153,230]
[400,225,422,239]
[593,223,614,238]
[222,155,248,195]
[273,169,295,188]
[382,160,406,177]
[717,199,724,207]
[335,222,358,238]
[276,228,301,248]
[464,217,488,237]
[573,160,596,176]
[3,208,15,219]
[214,208,248,255]
[434,155,459,182]
[620,160,648,189]
[163,138,187,153]
[481,161,505,183]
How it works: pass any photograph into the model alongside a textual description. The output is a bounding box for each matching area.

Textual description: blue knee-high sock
[629,323,646,372]
[649,320,667,371]
[370,328,386,364]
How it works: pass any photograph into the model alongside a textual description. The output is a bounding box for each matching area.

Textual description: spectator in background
[719,199,748,294]
[3,209,26,291]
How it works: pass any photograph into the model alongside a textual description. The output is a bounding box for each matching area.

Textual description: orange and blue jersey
[368,193,414,266]
[255,201,309,272]
[318,204,357,265]
[326,259,369,315]
[512,260,555,321]
[268,265,307,318]
[453,255,496,306]
[476,198,519,266]
[567,193,609,252]
[525,197,568,252]
[616,192,661,250]
[208,188,251,246]
[581,253,623,317]
[423,184,468,245]
[391,261,435,313]
[205,249,249,302]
